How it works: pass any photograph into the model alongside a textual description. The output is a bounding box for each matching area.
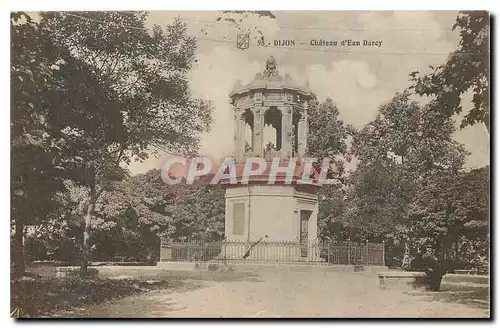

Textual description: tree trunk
[13,218,25,279]
[399,156,412,270]
[80,202,94,277]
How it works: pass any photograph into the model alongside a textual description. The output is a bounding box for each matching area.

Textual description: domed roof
[230,56,312,97]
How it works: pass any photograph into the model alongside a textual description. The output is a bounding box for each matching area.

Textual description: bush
[11,276,172,317]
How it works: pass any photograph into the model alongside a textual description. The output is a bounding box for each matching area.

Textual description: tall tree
[317,184,349,243]
[307,96,348,163]
[13,11,213,274]
[345,114,406,243]
[92,170,225,260]
[410,11,490,133]
[347,91,468,264]
[409,165,489,270]
[11,12,68,277]
[307,96,350,241]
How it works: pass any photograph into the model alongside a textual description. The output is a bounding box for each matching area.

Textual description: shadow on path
[56,270,263,318]
[407,282,489,311]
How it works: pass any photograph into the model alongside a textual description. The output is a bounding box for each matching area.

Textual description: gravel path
[72,269,489,318]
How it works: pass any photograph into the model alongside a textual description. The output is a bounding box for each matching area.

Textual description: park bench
[112,256,126,262]
[56,266,98,278]
[378,272,428,290]
[56,267,80,278]
[454,269,483,275]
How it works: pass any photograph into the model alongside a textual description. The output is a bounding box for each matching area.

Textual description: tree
[46,11,212,273]
[317,184,349,243]
[306,96,350,241]
[344,116,406,244]
[11,12,69,277]
[245,141,252,154]
[23,183,85,264]
[407,166,489,291]
[25,168,226,263]
[409,166,489,274]
[93,170,225,260]
[410,11,489,133]
[307,96,348,163]
[14,11,213,274]
[162,178,225,242]
[347,91,469,266]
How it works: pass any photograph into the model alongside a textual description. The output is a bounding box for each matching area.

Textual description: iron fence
[160,240,384,266]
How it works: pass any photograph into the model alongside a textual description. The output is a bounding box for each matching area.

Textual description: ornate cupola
[230,56,313,161]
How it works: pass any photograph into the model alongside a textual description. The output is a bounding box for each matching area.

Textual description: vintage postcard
[11,10,490,318]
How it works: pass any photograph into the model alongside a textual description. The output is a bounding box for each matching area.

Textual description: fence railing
[160,240,384,266]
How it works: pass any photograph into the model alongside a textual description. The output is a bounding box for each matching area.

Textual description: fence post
[327,242,331,264]
[347,239,351,265]
[382,241,386,267]
[365,243,369,265]
[224,240,228,265]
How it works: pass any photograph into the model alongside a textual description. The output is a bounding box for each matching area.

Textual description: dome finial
[263,56,278,78]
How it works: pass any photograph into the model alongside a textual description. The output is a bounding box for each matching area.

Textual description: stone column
[304,100,309,149]
[252,106,265,157]
[280,105,293,159]
[297,110,308,157]
[234,110,245,161]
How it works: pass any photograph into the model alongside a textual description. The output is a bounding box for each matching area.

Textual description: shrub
[11,276,172,317]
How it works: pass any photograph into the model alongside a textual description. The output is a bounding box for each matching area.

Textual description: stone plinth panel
[224,184,319,262]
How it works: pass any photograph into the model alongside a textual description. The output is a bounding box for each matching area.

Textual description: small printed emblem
[258,36,265,46]
[236,33,250,50]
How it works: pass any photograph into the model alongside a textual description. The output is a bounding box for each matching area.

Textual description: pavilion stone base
[223,183,322,262]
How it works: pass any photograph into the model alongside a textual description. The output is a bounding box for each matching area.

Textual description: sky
[127,10,489,175]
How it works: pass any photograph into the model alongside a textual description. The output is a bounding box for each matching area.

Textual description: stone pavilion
[220,57,322,261]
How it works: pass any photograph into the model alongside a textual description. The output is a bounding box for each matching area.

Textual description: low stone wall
[378,272,429,290]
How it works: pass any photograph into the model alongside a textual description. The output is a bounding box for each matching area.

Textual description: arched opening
[264,107,282,151]
[292,110,302,156]
[242,109,254,154]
